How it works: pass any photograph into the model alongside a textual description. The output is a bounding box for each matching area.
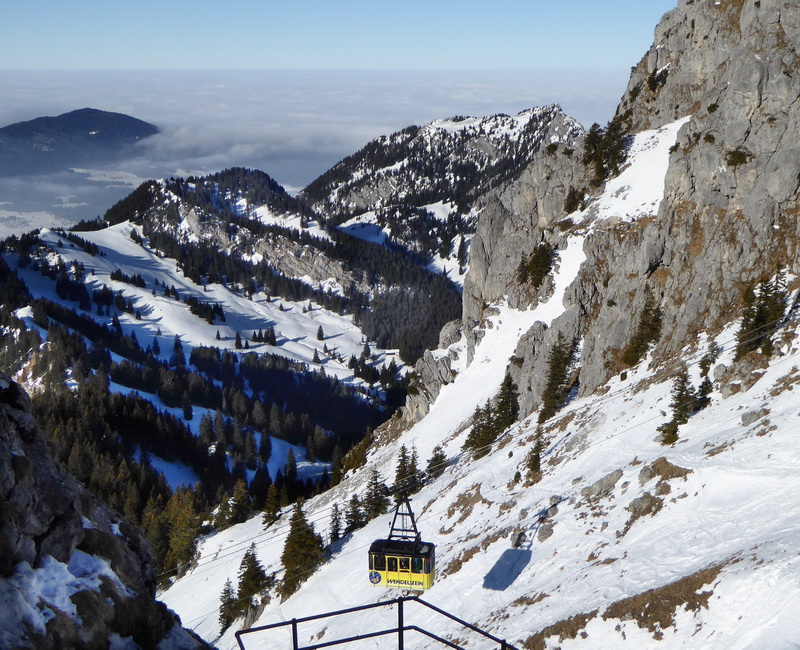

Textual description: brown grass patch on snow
[522,564,724,648]
[512,592,549,608]
[601,564,724,638]
[770,365,800,397]
[638,457,692,485]
[618,491,664,538]
[445,484,489,523]
[523,610,599,650]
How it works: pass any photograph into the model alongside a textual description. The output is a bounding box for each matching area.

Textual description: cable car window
[372,554,386,571]
[411,557,423,573]
[399,557,410,572]
[388,557,397,572]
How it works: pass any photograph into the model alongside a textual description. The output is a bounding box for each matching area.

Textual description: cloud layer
[0,69,627,235]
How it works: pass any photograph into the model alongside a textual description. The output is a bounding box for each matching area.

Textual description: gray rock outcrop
[409,0,799,422]
[0,374,209,649]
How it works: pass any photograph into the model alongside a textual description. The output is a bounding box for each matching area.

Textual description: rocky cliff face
[407,0,799,422]
[0,374,207,649]
[577,0,799,395]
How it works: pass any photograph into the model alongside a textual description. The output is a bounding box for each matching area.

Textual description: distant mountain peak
[0,107,158,140]
[0,107,158,176]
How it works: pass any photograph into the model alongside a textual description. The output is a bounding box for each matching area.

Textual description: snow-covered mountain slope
[163,238,800,649]
[101,168,462,362]
[7,219,400,481]
[23,223,386,385]
[161,88,800,646]
[301,106,584,285]
[304,107,583,217]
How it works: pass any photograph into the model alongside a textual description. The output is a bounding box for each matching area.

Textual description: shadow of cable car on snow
[482,498,564,591]
[482,548,533,591]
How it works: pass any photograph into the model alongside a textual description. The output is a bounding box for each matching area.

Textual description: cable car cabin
[368,494,435,590]
[369,538,435,590]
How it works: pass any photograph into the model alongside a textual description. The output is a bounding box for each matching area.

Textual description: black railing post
[398,598,404,650]
[235,595,519,650]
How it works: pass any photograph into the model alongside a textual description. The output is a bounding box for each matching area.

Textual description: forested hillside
[301,107,584,280]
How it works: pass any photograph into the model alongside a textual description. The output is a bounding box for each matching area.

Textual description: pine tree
[426,445,447,479]
[214,409,226,447]
[230,479,251,525]
[393,445,419,498]
[329,503,342,544]
[525,429,544,483]
[279,503,325,599]
[181,394,193,421]
[164,488,199,574]
[670,371,697,426]
[199,412,214,446]
[141,494,169,573]
[495,372,520,432]
[695,376,713,411]
[735,272,787,360]
[262,484,280,527]
[317,325,324,341]
[249,465,272,510]
[407,447,419,494]
[698,340,722,378]
[237,543,269,615]
[516,243,556,289]
[171,335,185,367]
[363,469,389,520]
[538,333,576,423]
[344,494,366,535]
[462,400,495,458]
[218,578,237,632]
[259,431,272,463]
[564,186,585,213]
[657,371,697,445]
[621,289,663,367]
[284,449,298,489]
[215,492,231,530]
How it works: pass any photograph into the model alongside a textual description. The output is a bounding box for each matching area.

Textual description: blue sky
[3,1,676,70]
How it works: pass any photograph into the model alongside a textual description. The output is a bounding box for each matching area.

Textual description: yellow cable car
[368,495,435,589]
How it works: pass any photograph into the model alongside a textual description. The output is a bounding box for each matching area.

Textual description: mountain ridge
[0,107,158,176]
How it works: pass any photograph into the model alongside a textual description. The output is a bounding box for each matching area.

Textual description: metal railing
[235,596,520,650]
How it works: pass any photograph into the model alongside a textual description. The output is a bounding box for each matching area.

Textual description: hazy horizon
[0,68,631,237]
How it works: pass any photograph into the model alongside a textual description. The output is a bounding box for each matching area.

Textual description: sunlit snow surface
[163,111,800,649]
[584,116,690,226]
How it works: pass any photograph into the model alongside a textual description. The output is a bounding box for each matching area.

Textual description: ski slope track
[161,108,800,648]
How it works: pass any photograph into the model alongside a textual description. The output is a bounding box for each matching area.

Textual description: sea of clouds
[0,69,627,237]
